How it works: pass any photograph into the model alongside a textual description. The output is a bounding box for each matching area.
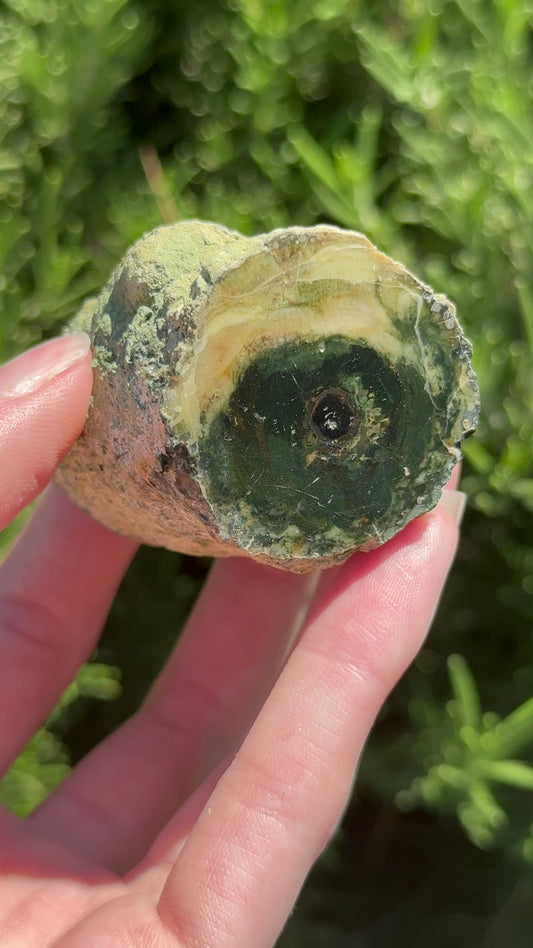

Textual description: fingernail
[438,489,467,527]
[0,332,91,399]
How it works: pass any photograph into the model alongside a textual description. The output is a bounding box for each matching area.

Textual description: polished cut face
[197,333,455,558]
[56,221,480,571]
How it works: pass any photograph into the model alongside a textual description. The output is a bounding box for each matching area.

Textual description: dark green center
[196,335,447,559]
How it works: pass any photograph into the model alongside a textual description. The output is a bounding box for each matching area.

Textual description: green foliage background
[1,0,532,943]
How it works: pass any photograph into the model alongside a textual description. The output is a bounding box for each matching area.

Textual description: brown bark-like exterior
[56,221,480,572]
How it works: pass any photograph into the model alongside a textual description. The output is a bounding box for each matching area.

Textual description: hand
[0,334,463,947]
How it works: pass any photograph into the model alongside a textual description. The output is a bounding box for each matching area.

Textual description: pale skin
[0,334,462,947]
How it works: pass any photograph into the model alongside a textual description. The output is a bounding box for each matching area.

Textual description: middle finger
[32,556,313,872]
[0,487,137,777]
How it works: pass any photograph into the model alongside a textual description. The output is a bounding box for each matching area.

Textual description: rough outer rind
[55,221,480,572]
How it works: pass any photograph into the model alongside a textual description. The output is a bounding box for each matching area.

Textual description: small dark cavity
[158,451,173,473]
[156,443,197,477]
[311,389,359,441]
[189,279,201,299]
[108,271,153,320]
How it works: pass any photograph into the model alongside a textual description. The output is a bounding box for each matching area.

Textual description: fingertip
[0,339,94,529]
[0,333,92,400]
[445,461,462,491]
[436,488,467,529]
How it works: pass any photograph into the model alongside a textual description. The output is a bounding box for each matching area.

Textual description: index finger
[0,336,137,774]
[0,333,93,530]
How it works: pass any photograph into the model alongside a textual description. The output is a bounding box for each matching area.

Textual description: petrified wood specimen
[56,222,480,571]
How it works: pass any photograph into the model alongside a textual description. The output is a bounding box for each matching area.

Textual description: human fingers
[32,558,313,872]
[0,333,92,529]
[444,461,461,491]
[0,488,137,774]
[155,504,460,948]
[0,335,137,774]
